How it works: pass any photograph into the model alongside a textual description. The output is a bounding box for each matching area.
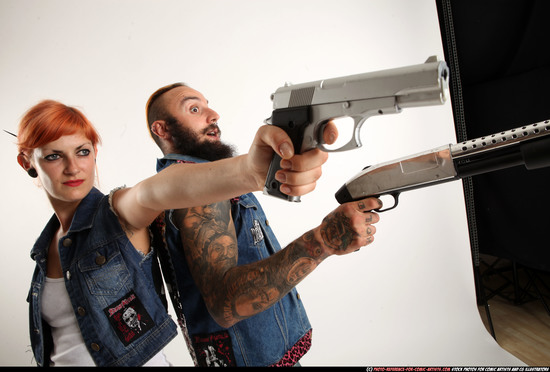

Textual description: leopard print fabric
[270,329,312,367]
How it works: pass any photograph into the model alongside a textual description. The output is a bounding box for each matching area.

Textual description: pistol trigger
[352,117,364,149]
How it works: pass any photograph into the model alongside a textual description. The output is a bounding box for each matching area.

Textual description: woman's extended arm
[112,125,330,230]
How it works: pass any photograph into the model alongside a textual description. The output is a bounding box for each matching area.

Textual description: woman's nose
[64,157,79,175]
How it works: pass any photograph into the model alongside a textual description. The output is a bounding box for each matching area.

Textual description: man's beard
[166,117,236,161]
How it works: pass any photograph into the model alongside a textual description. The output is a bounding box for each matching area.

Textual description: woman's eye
[78,149,91,156]
[44,154,60,161]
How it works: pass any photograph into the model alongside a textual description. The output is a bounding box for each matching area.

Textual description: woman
[15,99,330,366]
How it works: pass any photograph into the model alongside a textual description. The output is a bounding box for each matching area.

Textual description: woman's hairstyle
[17,99,101,156]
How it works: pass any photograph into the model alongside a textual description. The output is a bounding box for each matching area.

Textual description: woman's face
[30,132,97,205]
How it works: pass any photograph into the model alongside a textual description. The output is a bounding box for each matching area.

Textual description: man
[147,83,381,366]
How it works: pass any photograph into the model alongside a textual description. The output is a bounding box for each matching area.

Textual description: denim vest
[156,155,312,367]
[27,187,177,366]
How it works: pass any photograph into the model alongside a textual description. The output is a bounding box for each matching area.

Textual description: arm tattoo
[176,201,329,327]
[320,211,356,252]
[176,202,237,299]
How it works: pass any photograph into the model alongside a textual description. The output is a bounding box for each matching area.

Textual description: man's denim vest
[157,155,312,367]
[27,187,177,366]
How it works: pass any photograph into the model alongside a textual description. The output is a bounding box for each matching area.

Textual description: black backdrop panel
[436,0,550,271]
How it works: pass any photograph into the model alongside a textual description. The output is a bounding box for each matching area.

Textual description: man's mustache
[203,123,221,136]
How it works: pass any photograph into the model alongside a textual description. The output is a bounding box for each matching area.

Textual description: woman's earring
[27,168,38,178]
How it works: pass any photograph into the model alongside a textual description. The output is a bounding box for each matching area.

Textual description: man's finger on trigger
[356,198,382,212]
[322,121,339,145]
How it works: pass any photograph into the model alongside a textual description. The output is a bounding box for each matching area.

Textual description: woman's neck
[48,196,81,233]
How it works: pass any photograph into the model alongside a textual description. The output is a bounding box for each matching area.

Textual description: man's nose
[208,109,220,123]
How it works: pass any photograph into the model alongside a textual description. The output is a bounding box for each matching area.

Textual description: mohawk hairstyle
[145,82,187,144]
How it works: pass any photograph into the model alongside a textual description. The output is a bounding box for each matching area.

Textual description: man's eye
[190,106,199,113]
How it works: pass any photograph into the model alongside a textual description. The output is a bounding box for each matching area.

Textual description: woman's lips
[64,180,84,187]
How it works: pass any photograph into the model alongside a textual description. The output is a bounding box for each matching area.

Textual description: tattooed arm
[174,197,381,328]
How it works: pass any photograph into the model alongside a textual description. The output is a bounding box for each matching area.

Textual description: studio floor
[476,255,550,366]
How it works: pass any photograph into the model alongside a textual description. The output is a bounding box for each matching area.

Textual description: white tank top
[41,277,170,366]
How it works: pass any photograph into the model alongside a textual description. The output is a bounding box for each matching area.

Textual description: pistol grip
[264,153,301,202]
[263,106,311,202]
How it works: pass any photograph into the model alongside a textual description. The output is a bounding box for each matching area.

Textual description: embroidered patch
[192,330,236,367]
[103,290,155,346]
[250,219,264,245]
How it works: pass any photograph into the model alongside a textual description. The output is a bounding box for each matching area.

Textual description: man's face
[164,86,220,142]
[163,86,235,160]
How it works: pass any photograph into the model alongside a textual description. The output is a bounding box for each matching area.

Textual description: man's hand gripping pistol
[263,56,450,201]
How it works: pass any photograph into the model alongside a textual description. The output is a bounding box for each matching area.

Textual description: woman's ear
[18,153,38,178]
[17,153,31,171]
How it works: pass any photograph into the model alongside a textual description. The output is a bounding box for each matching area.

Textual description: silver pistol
[264,56,449,202]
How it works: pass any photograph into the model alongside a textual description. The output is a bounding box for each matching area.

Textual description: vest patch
[103,290,155,346]
[192,330,236,367]
[250,219,264,245]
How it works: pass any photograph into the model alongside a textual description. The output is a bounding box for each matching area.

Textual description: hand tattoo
[320,211,355,251]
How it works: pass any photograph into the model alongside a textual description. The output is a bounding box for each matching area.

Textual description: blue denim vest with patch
[28,187,177,366]
[156,155,311,367]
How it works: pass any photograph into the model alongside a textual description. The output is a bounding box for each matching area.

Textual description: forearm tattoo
[176,202,329,326]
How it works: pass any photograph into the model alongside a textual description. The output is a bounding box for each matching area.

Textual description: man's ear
[151,120,169,139]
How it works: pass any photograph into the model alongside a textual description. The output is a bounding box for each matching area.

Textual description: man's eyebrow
[180,96,209,105]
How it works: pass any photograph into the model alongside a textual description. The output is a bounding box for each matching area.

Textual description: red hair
[17,100,101,155]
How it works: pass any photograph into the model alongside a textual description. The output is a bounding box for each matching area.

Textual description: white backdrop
[0,0,525,367]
